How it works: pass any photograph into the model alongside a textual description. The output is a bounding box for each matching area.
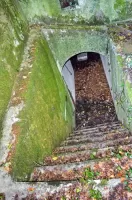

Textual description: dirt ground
[71,53,117,128]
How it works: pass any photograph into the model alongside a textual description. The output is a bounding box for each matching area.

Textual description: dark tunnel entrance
[62,52,118,129]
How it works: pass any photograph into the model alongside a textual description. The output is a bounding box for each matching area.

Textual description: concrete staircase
[29,121,132,199]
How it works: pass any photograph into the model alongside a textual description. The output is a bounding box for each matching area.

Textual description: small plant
[126,168,132,178]
[116,165,122,171]
[124,180,132,192]
[116,153,122,159]
[61,196,66,200]
[90,152,96,159]
[100,179,108,186]
[89,188,102,200]
[125,152,132,158]
[83,167,100,180]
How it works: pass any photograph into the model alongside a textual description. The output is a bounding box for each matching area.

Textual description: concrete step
[43,179,132,200]
[43,144,132,166]
[69,128,127,140]
[54,136,132,154]
[75,121,120,131]
[62,130,131,146]
[30,156,132,182]
[73,123,123,136]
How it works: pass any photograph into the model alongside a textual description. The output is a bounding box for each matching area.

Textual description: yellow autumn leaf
[8,143,12,149]
[52,157,58,161]
[119,36,125,40]
[119,151,124,155]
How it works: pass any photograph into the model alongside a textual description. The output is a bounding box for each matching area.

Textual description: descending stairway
[30,121,132,199]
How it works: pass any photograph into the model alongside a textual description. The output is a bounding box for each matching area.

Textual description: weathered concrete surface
[42,27,108,71]
[19,0,132,23]
[0,0,28,138]
[108,25,132,131]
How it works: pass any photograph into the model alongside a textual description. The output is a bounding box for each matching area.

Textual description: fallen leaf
[52,157,58,161]
[120,177,126,182]
[28,187,35,192]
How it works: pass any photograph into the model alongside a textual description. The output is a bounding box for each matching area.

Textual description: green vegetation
[12,37,73,180]
[114,0,126,18]
[0,0,27,138]
[89,188,102,200]
[83,168,100,180]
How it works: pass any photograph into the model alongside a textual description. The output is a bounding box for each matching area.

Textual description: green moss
[44,29,108,69]
[12,36,73,180]
[19,0,131,24]
[117,55,124,67]
[0,0,28,138]
[114,0,126,18]
[126,81,132,104]
[19,0,61,21]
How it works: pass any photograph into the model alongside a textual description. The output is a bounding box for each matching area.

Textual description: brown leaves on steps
[62,131,131,146]
[54,136,132,154]
[22,180,132,200]
[31,156,132,182]
[44,145,132,166]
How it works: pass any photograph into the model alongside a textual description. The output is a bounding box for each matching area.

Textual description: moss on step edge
[11,36,73,180]
[0,0,28,139]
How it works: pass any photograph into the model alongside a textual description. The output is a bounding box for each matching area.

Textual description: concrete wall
[7,32,74,180]
[42,28,108,71]
[62,60,75,101]
[109,40,132,131]
[100,55,113,98]
[19,0,132,23]
[42,26,132,132]
[0,0,28,138]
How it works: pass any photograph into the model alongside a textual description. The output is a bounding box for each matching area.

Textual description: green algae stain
[117,55,124,68]
[114,0,126,18]
[12,36,73,180]
[0,0,28,138]
[19,0,61,21]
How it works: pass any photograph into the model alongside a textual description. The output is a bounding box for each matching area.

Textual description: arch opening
[62,52,118,129]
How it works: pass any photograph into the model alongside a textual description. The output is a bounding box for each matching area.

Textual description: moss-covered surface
[12,34,73,180]
[109,36,132,131]
[43,28,108,69]
[19,0,61,22]
[0,0,28,138]
[19,0,132,24]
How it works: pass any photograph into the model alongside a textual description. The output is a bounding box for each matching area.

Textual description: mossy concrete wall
[19,0,132,23]
[0,0,132,181]
[42,27,108,71]
[42,25,132,132]
[109,39,132,131]
[10,30,74,180]
[0,0,28,137]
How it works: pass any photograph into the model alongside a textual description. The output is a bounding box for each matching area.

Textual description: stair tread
[41,178,132,200]
[70,127,127,138]
[43,144,132,166]
[74,121,121,133]
[55,136,132,154]
[62,130,131,146]
[31,156,132,181]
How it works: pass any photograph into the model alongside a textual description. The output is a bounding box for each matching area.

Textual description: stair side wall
[11,32,74,180]
[0,0,28,139]
[109,39,132,131]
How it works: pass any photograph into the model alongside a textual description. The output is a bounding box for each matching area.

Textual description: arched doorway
[62,52,117,129]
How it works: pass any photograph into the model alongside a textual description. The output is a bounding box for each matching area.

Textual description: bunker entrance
[70,52,118,128]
